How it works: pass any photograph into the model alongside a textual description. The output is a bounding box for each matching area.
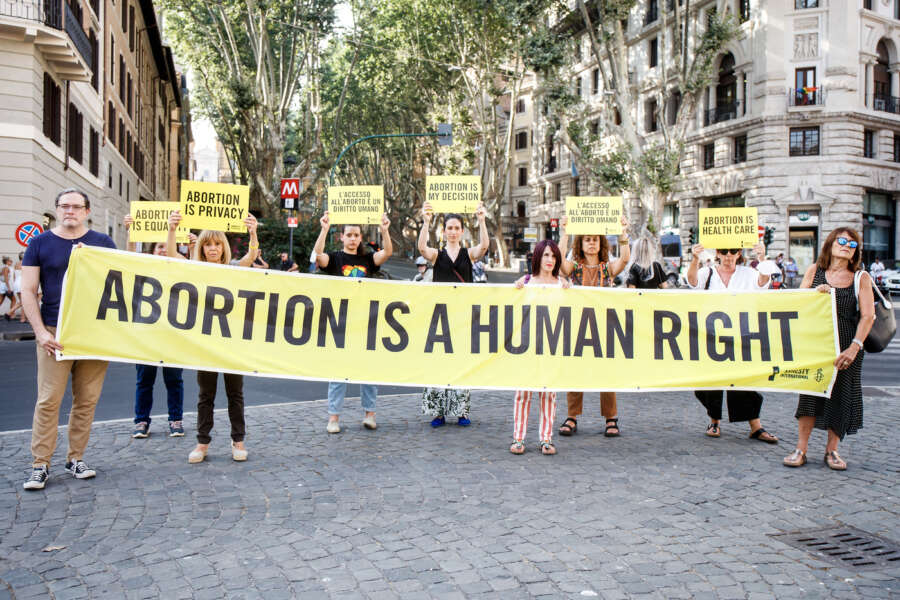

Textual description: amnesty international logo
[815,368,824,383]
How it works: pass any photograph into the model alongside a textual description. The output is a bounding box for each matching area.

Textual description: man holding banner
[21,189,116,490]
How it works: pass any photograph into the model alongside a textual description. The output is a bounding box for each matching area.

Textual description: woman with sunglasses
[687,242,778,443]
[784,229,874,470]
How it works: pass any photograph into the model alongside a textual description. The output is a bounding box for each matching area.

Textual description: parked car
[880,269,900,295]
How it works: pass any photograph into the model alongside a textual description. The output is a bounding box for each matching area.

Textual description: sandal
[540,441,557,455]
[706,423,720,438]
[509,440,525,455]
[559,417,577,436]
[604,418,620,437]
[749,428,778,444]
[783,448,807,467]
[824,450,847,471]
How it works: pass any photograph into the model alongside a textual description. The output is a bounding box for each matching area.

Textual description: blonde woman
[166,210,259,463]
[626,238,669,289]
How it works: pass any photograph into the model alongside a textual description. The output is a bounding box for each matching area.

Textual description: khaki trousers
[565,391,617,420]
[31,327,109,467]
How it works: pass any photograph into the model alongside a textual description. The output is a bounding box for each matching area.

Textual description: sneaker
[430,417,445,428]
[168,421,184,437]
[326,419,341,434]
[362,415,377,430]
[23,465,49,490]
[457,417,471,427]
[65,460,96,479]
[132,421,149,438]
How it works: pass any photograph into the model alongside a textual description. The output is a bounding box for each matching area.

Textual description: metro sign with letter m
[281,178,301,209]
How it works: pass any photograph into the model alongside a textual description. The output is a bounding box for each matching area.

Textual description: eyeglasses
[56,203,86,211]
[717,248,741,255]
[836,237,859,249]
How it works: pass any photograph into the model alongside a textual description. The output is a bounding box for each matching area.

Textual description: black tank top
[433,247,473,283]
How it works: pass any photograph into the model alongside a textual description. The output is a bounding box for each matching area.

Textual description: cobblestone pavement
[0,390,897,599]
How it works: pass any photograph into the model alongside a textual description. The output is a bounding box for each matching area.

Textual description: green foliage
[522,28,568,73]
[590,145,632,194]
[232,217,336,269]
[637,143,682,194]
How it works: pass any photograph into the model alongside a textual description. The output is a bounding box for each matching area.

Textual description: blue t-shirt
[22,229,116,326]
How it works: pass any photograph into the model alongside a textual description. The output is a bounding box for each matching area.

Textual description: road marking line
[0,393,422,436]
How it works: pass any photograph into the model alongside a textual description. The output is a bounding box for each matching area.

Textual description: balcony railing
[0,0,61,26]
[873,94,900,115]
[789,88,823,107]
[0,0,91,66]
[703,101,740,126]
[64,4,90,64]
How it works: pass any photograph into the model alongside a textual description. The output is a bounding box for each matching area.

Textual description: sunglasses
[717,248,741,255]
[836,237,859,249]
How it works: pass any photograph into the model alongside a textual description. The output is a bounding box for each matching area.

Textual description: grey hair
[631,237,655,270]
[55,188,90,209]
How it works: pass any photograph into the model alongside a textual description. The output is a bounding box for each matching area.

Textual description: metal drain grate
[771,526,900,570]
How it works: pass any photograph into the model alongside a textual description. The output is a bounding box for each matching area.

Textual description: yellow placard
[129,201,189,243]
[327,186,384,225]
[699,207,758,249]
[425,176,481,213]
[179,181,249,233]
[564,196,623,235]
[57,246,839,396]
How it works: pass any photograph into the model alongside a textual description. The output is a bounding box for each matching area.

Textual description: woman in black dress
[784,228,875,470]
[417,201,490,426]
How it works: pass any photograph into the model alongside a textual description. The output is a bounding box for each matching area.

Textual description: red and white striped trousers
[512,390,557,442]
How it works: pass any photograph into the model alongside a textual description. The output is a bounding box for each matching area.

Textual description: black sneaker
[132,422,149,438]
[65,460,96,479]
[23,466,49,490]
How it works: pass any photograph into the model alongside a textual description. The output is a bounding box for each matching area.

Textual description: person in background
[21,189,116,490]
[687,243,778,443]
[412,256,432,282]
[869,256,884,288]
[252,253,269,269]
[8,252,25,322]
[308,249,317,273]
[626,238,669,290]
[276,252,298,272]
[0,257,14,320]
[784,228,874,471]
[123,214,186,438]
[556,214,630,438]
[166,209,260,463]
[784,256,799,288]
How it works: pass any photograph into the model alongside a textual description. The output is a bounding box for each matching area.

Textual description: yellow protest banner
[129,201,189,244]
[698,207,758,249]
[179,181,249,233]
[564,196,623,235]
[327,186,384,225]
[425,176,481,213]
[57,247,838,396]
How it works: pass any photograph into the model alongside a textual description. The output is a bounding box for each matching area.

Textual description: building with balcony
[0,0,189,254]
[530,0,900,273]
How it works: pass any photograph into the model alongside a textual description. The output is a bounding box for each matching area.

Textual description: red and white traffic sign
[287,217,298,228]
[280,179,300,199]
[758,225,764,240]
[550,218,559,228]
[15,221,43,247]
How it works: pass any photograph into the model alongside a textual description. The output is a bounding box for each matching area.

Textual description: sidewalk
[0,390,897,599]
[0,316,31,341]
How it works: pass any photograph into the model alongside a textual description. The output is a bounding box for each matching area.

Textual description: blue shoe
[430,417,445,428]
[457,417,471,427]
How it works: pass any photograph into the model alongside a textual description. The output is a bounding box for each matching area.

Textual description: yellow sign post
[58,246,839,396]
[327,186,384,225]
[564,196,623,235]
[698,207,759,248]
[179,181,249,233]
[129,201,189,243]
[425,176,481,213]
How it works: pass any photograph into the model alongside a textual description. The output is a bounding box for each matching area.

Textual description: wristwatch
[852,338,864,349]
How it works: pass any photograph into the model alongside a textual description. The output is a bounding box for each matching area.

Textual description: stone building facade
[0,0,189,255]
[530,0,900,273]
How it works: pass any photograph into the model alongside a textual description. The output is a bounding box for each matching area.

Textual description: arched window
[875,41,891,104]
[716,53,737,112]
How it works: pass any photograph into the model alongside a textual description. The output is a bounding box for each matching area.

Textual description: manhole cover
[771,526,900,571]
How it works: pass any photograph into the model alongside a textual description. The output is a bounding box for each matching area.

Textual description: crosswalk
[862,334,900,389]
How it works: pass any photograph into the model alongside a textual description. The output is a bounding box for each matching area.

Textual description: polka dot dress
[796,268,863,439]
